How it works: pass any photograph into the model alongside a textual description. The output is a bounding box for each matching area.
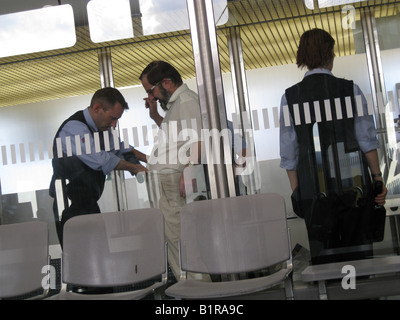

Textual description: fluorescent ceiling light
[305,0,365,10]
[0,5,76,58]
[140,0,228,36]
[87,0,134,43]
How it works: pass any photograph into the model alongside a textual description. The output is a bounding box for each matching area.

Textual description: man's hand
[129,163,148,176]
[116,159,148,176]
[144,97,163,127]
[374,183,387,207]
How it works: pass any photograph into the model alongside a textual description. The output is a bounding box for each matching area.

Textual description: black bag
[357,181,386,243]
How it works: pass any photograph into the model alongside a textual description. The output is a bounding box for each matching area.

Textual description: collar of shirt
[305,68,333,77]
[83,107,99,132]
[166,83,189,110]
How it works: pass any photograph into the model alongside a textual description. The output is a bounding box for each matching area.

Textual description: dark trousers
[53,198,100,248]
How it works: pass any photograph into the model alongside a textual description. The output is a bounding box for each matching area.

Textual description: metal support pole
[361,8,399,254]
[361,8,389,163]
[98,47,114,88]
[227,26,260,195]
[186,0,236,198]
[97,47,128,212]
[227,27,250,115]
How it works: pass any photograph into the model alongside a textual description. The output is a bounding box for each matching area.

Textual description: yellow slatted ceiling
[0,0,398,108]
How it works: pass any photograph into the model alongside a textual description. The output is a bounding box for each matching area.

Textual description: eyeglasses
[146,78,172,95]
[146,81,161,95]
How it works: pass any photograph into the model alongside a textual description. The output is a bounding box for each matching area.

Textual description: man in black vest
[49,87,147,246]
[280,29,387,264]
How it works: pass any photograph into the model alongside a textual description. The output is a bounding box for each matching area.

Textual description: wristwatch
[372,172,382,178]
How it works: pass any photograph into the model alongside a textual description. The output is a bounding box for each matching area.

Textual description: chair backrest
[62,208,165,287]
[180,193,290,274]
[0,221,49,298]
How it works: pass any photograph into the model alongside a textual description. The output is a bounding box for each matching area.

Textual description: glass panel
[375,3,400,256]
[110,0,229,210]
[0,51,100,246]
[1,0,399,294]
[377,7,400,207]
[0,5,76,58]
[225,0,398,266]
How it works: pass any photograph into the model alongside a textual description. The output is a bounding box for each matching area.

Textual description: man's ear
[161,78,173,91]
[92,103,103,113]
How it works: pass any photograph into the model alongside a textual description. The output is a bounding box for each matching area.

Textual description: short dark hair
[296,28,335,70]
[90,87,129,110]
[139,61,183,86]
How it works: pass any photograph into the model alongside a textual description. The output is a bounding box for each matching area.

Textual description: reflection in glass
[313,122,364,195]
[0,5,76,58]
[313,123,325,194]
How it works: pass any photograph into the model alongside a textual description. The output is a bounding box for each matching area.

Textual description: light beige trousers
[146,170,210,282]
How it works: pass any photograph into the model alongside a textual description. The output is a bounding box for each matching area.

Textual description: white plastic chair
[165,193,294,299]
[48,208,167,300]
[0,221,50,299]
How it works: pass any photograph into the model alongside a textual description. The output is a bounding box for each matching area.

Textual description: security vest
[49,110,106,206]
[285,73,372,222]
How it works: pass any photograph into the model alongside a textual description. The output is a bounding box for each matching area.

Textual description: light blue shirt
[279,68,379,171]
[57,108,133,175]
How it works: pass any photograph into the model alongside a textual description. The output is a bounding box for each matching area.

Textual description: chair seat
[165,268,291,299]
[0,221,49,299]
[168,193,293,300]
[47,282,164,300]
[301,256,400,282]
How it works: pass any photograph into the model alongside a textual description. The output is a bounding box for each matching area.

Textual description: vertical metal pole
[186,0,236,198]
[360,8,390,180]
[227,26,260,195]
[360,7,389,173]
[227,27,250,115]
[97,47,128,211]
[98,47,114,88]
[131,0,143,37]
[360,8,388,132]
[361,8,399,254]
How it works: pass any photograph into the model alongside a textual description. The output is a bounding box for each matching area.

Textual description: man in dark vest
[279,29,387,264]
[49,87,147,246]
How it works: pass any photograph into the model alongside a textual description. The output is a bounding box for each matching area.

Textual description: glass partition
[0,53,99,244]
[0,0,399,283]
[223,0,400,264]
[376,7,400,205]
[110,0,234,209]
[0,0,229,249]
[375,3,400,255]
